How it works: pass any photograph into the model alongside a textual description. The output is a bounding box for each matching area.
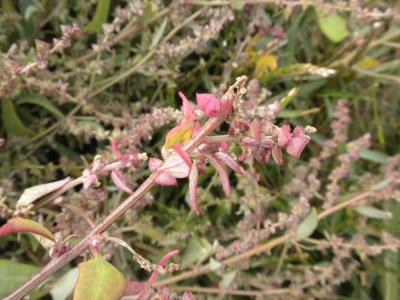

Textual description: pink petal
[149,157,163,172]
[111,169,133,194]
[206,154,231,198]
[160,154,190,179]
[155,172,178,186]
[278,124,291,147]
[286,135,310,159]
[272,145,284,165]
[249,119,262,140]
[215,152,244,175]
[196,93,221,117]
[178,91,195,121]
[174,145,192,169]
[189,162,200,216]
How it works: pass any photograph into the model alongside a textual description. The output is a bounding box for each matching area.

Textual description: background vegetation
[0,0,399,299]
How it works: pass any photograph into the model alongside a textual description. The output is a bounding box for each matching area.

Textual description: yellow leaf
[356,57,380,69]
[164,121,193,149]
[254,55,278,78]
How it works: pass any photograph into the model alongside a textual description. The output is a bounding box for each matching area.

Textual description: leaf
[182,238,215,265]
[220,271,236,288]
[318,14,349,43]
[150,18,168,48]
[111,170,133,194]
[360,149,389,164]
[17,177,71,208]
[356,57,380,69]
[84,0,111,34]
[297,208,318,240]
[73,256,126,300]
[1,98,35,136]
[16,95,65,119]
[0,259,39,298]
[254,54,278,78]
[0,217,54,241]
[51,268,79,300]
[355,206,392,220]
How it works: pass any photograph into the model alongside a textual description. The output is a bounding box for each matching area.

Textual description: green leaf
[1,98,35,136]
[360,149,389,164]
[51,268,79,300]
[84,0,111,34]
[182,238,215,265]
[297,208,318,240]
[318,14,349,43]
[220,271,236,288]
[0,259,39,298]
[355,206,392,220]
[150,18,168,49]
[16,95,65,119]
[73,256,126,300]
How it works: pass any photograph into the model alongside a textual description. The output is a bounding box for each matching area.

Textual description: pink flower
[286,126,311,159]
[196,93,221,117]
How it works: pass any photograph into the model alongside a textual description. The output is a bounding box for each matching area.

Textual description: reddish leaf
[214,152,244,175]
[155,172,178,186]
[111,139,122,158]
[123,281,146,296]
[278,124,291,147]
[196,93,221,117]
[174,145,192,169]
[272,145,284,165]
[0,217,54,241]
[149,157,163,172]
[206,154,231,198]
[146,250,180,288]
[159,154,190,179]
[189,162,200,216]
[111,169,133,194]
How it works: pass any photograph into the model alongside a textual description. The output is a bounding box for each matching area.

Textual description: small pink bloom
[196,93,221,117]
[286,127,310,159]
[82,169,98,189]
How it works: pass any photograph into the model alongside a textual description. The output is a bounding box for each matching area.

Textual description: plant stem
[5,76,248,300]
